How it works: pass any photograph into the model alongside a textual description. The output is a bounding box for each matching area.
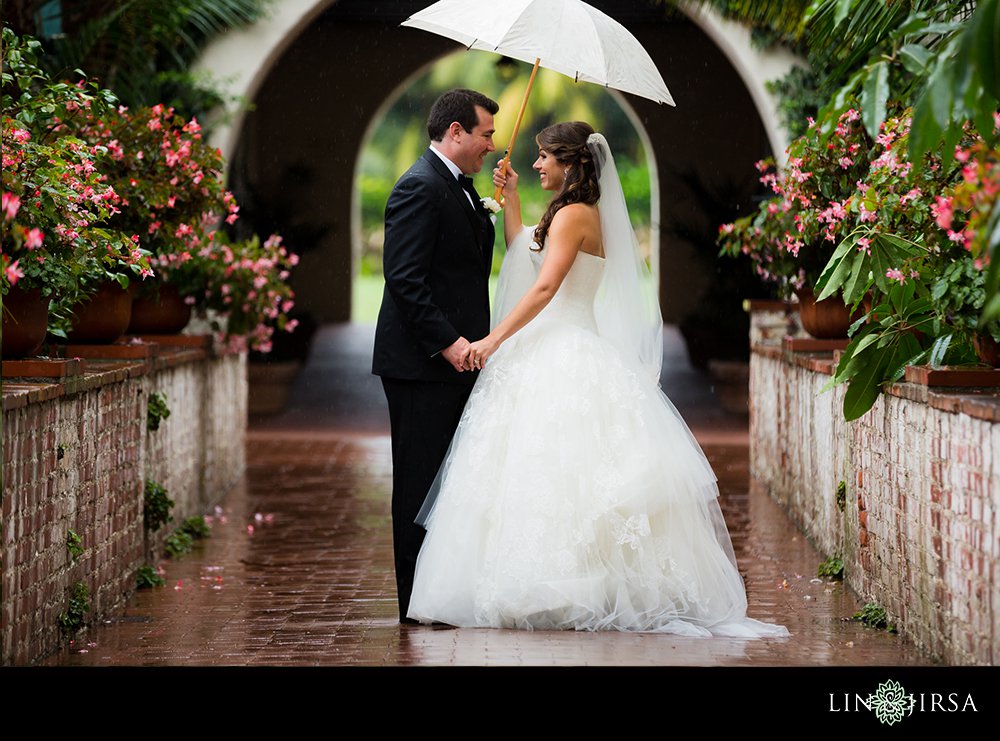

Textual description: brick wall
[2,349,247,665]
[749,310,998,665]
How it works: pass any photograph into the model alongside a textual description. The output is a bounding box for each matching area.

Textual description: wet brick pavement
[43,324,935,666]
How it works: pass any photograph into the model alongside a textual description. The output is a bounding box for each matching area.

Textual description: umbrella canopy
[402,0,675,106]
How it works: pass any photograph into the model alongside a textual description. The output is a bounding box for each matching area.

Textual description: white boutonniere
[481,196,502,214]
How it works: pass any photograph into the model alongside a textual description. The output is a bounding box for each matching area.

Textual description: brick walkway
[44,324,934,666]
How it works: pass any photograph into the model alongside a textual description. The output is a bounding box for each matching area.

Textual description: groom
[372,89,498,622]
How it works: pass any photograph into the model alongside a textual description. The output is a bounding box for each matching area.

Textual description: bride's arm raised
[468,205,587,366]
[493,161,523,247]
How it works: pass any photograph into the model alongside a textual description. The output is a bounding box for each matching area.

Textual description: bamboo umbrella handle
[494,57,541,206]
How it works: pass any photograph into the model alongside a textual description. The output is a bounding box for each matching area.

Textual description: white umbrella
[402,0,675,201]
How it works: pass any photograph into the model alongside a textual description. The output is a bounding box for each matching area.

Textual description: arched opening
[350,48,660,322]
[216,0,788,371]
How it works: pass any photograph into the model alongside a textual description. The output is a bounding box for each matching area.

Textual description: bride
[406,121,789,638]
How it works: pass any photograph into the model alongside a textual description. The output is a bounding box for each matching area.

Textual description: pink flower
[12,129,30,143]
[183,117,201,134]
[886,268,906,284]
[24,228,44,249]
[838,156,854,169]
[857,237,871,255]
[225,213,239,225]
[859,204,877,223]
[932,196,953,229]
[899,188,921,205]
[285,318,299,333]
[147,118,162,131]
[954,146,970,163]
[4,258,24,285]
[2,193,21,221]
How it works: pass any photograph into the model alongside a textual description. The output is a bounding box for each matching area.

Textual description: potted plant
[1,29,151,353]
[720,106,874,338]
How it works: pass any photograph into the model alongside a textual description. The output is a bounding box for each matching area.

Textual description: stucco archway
[197,1,802,323]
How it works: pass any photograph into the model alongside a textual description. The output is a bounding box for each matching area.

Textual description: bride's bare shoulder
[552,202,600,230]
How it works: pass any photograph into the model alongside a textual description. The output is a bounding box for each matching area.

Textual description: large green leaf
[842,249,870,305]
[887,332,924,382]
[899,43,931,75]
[973,0,1000,99]
[908,87,941,167]
[843,349,890,421]
[928,60,954,130]
[929,334,953,367]
[816,246,859,301]
[870,239,893,294]
[860,60,890,138]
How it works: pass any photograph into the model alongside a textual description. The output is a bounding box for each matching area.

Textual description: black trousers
[381,377,473,621]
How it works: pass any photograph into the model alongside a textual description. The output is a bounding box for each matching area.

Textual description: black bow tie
[459,175,477,194]
[459,175,483,213]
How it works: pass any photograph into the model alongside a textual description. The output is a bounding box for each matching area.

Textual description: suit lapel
[422,148,489,267]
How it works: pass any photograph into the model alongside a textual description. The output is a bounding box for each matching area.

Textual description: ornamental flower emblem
[480,196,501,214]
[868,679,914,725]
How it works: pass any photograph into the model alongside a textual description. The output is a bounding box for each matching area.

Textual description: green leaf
[834,0,854,28]
[861,61,890,138]
[871,241,892,294]
[929,334,953,367]
[817,249,858,301]
[929,61,955,131]
[974,0,1000,100]
[842,250,870,305]
[899,44,931,75]
[843,350,890,421]
[983,293,1000,324]
[889,333,924,382]
[909,82,941,166]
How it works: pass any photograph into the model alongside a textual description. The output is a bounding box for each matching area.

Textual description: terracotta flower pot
[127,282,192,335]
[973,334,1000,367]
[795,286,852,339]
[65,281,133,344]
[2,286,51,358]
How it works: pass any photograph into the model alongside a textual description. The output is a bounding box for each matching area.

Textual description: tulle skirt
[407,315,789,638]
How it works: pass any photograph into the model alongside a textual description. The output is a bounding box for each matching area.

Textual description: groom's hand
[442,337,472,372]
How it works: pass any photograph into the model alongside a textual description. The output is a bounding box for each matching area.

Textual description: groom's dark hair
[427,89,498,141]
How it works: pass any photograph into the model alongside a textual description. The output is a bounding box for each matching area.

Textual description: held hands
[441,337,472,373]
[442,335,501,372]
[492,160,519,199]
[467,335,500,370]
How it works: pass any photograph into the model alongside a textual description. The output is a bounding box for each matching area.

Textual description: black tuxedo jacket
[372,147,495,384]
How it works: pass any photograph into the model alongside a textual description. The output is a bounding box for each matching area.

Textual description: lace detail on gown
[407,244,789,638]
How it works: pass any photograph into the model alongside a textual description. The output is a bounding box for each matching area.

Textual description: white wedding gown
[406,229,789,638]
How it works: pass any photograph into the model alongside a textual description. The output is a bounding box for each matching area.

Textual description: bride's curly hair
[532,121,600,250]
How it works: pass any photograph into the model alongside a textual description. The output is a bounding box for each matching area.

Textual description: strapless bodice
[529,247,605,330]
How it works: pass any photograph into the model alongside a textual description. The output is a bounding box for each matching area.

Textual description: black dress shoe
[400,616,420,625]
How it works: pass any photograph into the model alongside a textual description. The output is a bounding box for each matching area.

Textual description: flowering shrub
[181,232,299,353]
[1,29,152,335]
[2,27,298,352]
[63,102,298,350]
[66,102,238,295]
[719,106,873,295]
[721,101,998,419]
